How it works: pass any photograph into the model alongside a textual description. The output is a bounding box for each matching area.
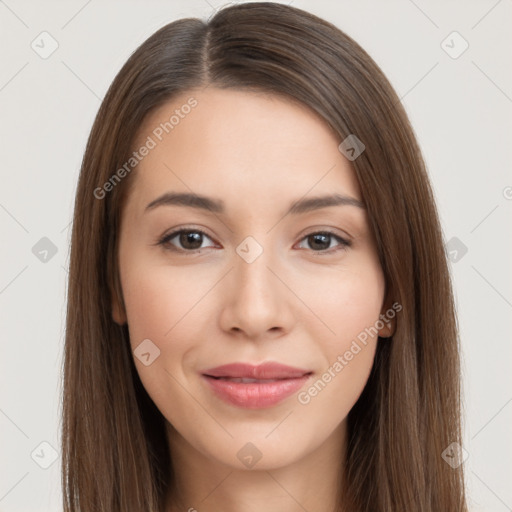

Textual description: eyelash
[155,226,352,255]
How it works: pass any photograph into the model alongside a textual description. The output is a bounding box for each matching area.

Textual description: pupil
[181,232,202,249]
[309,233,329,250]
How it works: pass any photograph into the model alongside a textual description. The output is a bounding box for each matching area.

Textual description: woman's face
[113,86,391,471]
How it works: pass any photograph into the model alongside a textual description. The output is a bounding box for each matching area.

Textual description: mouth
[201,362,313,409]
[207,376,297,383]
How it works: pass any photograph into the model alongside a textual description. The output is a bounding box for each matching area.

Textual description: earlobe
[378,316,396,338]
[111,284,127,325]
[110,267,127,325]
[378,294,398,338]
[112,298,127,325]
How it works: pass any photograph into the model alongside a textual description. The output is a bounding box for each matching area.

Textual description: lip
[201,362,312,409]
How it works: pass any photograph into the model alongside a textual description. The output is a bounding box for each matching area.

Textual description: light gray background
[1,1,511,510]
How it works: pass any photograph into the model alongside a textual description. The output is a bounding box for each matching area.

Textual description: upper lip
[203,362,312,379]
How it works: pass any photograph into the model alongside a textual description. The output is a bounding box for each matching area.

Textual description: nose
[218,243,295,341]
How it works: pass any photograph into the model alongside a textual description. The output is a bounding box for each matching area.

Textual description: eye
[156,227,351,255]
[157,228,216,252]
[296,230,351,254]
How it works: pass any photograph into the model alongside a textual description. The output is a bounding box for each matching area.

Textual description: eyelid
[299,226,352,242]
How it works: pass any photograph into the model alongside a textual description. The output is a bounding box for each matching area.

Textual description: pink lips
[202,362,312,409]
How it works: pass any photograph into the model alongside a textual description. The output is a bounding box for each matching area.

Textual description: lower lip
[202,375,311,409]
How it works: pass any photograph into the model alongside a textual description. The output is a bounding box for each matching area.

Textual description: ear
[112,294,127,325]
[110,274,127,325]
[378,313,395,338]
[378,291,398,339]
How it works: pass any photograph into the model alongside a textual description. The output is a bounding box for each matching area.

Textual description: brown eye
[158,229,215,252]
[297,231,351,253]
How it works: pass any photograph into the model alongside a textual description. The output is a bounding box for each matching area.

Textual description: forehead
[127,87,362,214]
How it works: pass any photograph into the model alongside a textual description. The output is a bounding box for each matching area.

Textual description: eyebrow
[145,191,366,216]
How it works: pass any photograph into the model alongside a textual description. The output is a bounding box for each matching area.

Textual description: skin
[112,86,395,512]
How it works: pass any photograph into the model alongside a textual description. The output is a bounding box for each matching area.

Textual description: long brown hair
[61,2,468,510]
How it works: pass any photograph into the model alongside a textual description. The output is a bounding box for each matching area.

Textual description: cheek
[291,253,385,344]
[120,263,207,425]
[295,335,377,445]
[122,273,175,346]
[292,254,383,413]
[120,261,210,350]
[119,259,214,400]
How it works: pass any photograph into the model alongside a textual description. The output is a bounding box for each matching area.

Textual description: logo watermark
[93,97,198,200]
[297,301,402,405]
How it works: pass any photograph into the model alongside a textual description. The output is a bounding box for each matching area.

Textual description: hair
[61,2,468,511]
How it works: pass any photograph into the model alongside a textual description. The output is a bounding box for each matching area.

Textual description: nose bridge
[219,232,292,337]
[233,234,276,302]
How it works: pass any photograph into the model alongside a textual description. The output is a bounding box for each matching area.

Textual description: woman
[61,2,468,511]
